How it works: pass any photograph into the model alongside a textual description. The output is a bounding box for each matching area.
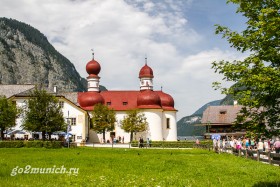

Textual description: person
[196,139,200,145]
[122,136,124,144]
[264,139,270,152]
[139,137,144,148]
[257,139,264,152]
[273,138,280,153]
[147,138,150,147]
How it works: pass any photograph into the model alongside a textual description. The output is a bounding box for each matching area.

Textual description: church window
[166,118,170,129]
[59,101,64,108]
[123,102,128,105]
[69,118,76,125]
[107,102,111,106]
[220,110,227,114]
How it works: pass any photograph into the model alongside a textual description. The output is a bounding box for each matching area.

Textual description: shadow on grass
[252,181,280,187]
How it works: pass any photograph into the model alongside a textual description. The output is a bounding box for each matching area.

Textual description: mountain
[177,96,235,136]
[0,17,87,92]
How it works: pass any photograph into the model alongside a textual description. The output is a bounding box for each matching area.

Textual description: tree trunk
[0,130,4,140]
[48,132,51,141]
[130,131,133,142]
[102,129,105,142]
[42,130,46,141]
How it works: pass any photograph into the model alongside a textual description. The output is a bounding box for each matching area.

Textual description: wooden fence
[193,144,280,166]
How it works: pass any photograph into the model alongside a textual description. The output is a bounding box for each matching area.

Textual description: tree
[0,96,20,139]
[120,109,148,142]
[22,87,65,140]
[212,1,280,137]
[91,103,116,141]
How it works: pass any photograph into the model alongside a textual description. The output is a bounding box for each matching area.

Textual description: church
[0,54,178,143]
[78,54,178,143]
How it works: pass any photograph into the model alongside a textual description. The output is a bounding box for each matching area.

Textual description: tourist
[273,138,280,153]
[264,139,270,152]
[250,139,255,149]
[196,139,200,145]
[245,138,250,149]
[257,139,264,152]
[147,138,150,147]
[236,139,242,150]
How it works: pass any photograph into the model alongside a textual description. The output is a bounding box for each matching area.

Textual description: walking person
[273,138,280,153]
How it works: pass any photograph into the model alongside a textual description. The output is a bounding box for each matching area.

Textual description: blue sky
[0,0,248,119]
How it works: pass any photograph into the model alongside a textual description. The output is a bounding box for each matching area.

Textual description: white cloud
[0,0,246,119]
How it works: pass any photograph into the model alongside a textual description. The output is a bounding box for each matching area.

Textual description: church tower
[86,52,101,91]
[139,57,154,90]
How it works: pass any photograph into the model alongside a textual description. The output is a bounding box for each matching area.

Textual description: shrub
[0,141,24,148]
[131,140,211,148]
[0,141,63,148]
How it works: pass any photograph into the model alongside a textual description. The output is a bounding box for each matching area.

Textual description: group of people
[100,136,125,144]
[138,137,151,148]
[213,137,280,153]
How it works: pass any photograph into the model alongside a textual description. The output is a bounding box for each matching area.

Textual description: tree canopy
[0,96,20,139]
[91,103,116,141]
[22,87,65,140]
[120,109,148,142]
[212,0,280,137]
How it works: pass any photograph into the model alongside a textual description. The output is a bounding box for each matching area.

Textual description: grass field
[0,147,280,187]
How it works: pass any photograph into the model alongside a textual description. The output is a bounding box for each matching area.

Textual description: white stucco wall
[143,109,163,141]
[61,100,87,143]
[10,97,88,143]
[162,111,177,141]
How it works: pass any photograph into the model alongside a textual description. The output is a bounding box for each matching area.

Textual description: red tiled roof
[78,90,177,111]
[101,90,139,111]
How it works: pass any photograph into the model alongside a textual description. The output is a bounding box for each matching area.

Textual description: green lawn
[0,147,279,187]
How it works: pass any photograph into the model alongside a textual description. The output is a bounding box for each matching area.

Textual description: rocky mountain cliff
[0,17,87,92]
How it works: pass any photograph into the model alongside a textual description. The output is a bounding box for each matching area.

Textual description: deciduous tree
[120,109,148,142]
[91,103,116,141]
[22,87,65,140]
[212,0,280,137]
[0,96,20,139]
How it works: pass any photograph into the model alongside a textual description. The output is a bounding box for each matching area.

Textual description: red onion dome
[137,90,161,109]
[78,91,104,110]
[139,64,154,78]
[86,59,101,76]
[157,91,175,110]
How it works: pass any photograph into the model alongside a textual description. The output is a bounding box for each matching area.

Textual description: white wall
[162,111,177,141]
[62,100,87,143]
[143,109,163,141]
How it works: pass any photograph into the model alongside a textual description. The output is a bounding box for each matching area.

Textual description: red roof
[100,91,139,111]
[78,90,176,111]
[78,91,105,110]
[139,64,154,78]
[137,90,161,109]
[86,59,101,76]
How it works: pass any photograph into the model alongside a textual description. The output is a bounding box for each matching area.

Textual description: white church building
[0,55,178,143]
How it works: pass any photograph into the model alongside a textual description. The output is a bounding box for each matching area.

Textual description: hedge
[0,141,63,148]
[131,140,211,148]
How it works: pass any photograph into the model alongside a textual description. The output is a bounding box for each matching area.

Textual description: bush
[0,141,63,148]
[0,141,24,148]
[131,140,211,148]
[25,141,44,148]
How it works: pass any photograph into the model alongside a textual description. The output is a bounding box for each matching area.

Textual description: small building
[201,105,246,139]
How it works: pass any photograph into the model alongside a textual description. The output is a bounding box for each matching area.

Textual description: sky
[0,0,248,120]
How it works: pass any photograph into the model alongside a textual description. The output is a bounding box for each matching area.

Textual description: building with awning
[200,105,246,139]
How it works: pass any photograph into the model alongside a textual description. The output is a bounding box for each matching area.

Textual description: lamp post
[66,111,71,148]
